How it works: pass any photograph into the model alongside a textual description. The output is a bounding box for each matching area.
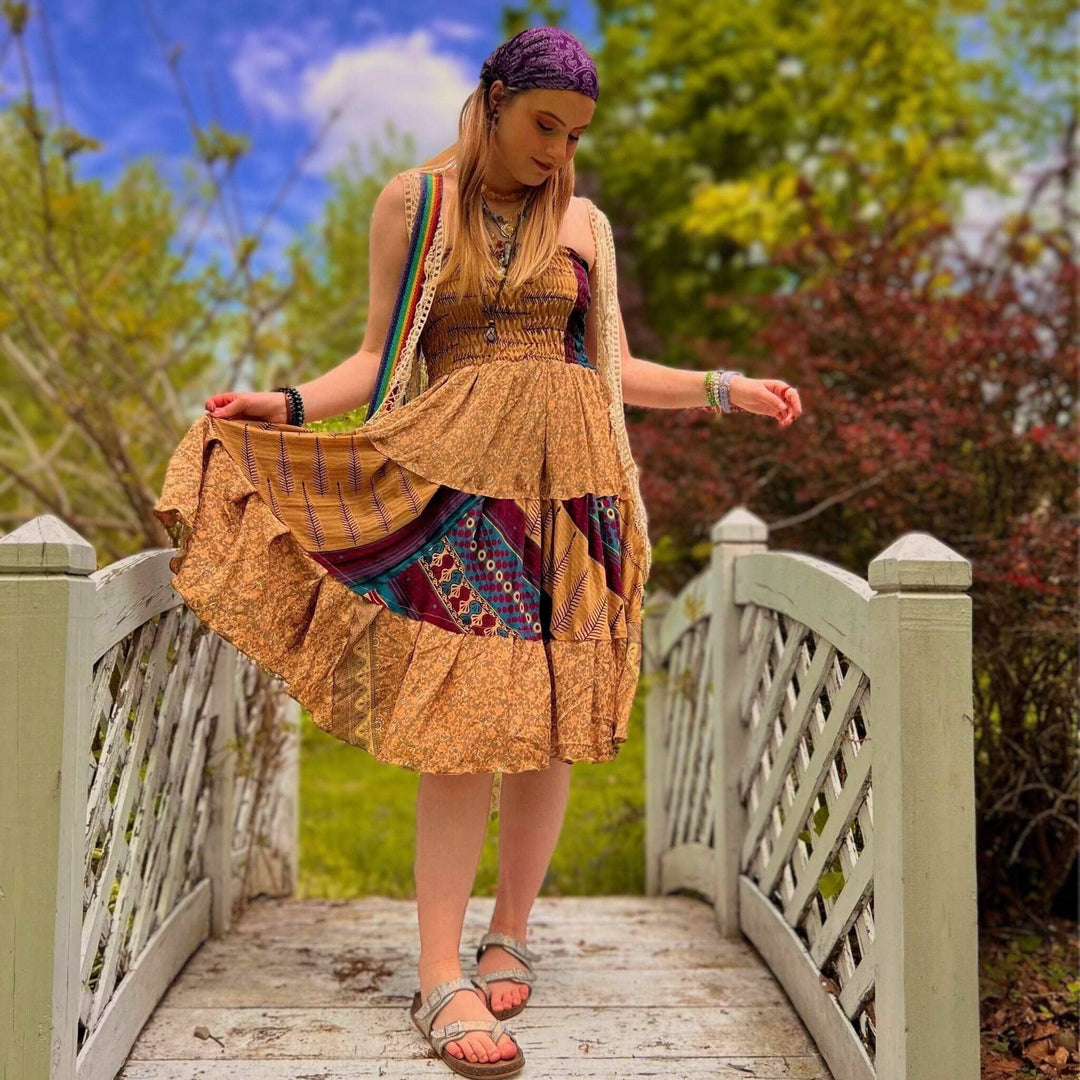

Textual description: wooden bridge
[1,507,981,1080]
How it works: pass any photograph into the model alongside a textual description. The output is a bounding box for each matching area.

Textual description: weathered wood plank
[118,1056,831,1078]
[116,895,833,1077]
[227,894,722,930]
[157,939,787,1008]
[123,1004,823,1060]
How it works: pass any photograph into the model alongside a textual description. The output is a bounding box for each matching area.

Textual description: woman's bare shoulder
[565,195,598,274]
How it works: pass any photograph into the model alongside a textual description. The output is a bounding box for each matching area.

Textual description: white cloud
[430,19,484,42]
[230,25,476,175]
[230,22,336,123]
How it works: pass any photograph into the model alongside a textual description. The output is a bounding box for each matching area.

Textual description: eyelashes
[538,122,580,143]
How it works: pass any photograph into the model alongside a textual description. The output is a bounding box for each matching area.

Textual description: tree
[577,0,1066,362]
[628,142,1077,913]
[0,1,388,561]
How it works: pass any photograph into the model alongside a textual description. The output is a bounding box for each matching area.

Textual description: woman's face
[489,86,595,186]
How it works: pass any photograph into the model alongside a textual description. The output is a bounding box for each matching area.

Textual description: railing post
[868,532,979,1080]
[642,585,673,896]
[708,507,768,938]
[0,515,97,1080]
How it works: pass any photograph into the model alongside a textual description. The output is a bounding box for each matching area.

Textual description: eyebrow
[537,109,589,131]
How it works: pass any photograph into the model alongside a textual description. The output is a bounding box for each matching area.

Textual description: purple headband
[480,26,599,102]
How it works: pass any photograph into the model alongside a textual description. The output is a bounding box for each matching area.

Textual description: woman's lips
[532,157,554,171]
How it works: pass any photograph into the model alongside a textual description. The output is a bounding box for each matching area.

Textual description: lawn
[297,691,648,898]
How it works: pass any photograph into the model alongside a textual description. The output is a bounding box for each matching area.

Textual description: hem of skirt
[550,737,626,766]
[152,414,641,777]
[353,740,625,775]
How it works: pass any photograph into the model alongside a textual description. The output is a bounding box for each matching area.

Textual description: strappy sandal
[410,974,525,1078]
[471,930,541,1020]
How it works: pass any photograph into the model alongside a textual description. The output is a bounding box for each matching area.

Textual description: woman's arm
[589,282,800,425]
[291,175,412,423]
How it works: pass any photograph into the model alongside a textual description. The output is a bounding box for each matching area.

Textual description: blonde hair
[418,80,575,301]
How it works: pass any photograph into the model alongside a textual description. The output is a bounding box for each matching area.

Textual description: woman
[154,25,801,1079]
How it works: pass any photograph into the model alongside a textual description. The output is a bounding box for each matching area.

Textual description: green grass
[297,691,647,898]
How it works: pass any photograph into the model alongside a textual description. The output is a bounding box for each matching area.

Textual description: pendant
[485,323,497,343]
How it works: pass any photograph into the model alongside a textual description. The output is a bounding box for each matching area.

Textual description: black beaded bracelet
[272,385,305,427]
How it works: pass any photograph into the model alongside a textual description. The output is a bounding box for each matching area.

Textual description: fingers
[770,384,802,425]
[205,393,240,417]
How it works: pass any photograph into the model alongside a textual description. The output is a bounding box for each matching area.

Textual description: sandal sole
[410,990,525,1078]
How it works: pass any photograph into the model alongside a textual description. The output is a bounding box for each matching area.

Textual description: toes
[446,1040,464,1059]
[492,982,528,1010]
[469,1034,495,1062]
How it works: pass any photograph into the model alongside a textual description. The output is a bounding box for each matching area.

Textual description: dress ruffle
[152,415,642,774]
[362,358,628,500]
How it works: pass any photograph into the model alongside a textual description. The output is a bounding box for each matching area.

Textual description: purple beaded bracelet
[704,369,743,413]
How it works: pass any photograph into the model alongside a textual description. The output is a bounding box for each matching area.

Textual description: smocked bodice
[359,239,625,501]
[421,245,593,381]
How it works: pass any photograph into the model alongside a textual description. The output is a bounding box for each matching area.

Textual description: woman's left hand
[730,376,802,428]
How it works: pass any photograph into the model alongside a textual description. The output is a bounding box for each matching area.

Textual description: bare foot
[477,939,532,1015]
[418,963,519,1065]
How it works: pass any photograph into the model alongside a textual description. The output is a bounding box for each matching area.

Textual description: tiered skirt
[152,357,648,775]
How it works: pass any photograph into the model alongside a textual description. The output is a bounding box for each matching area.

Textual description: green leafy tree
[0,3,350,558]
[577,0,1031,359]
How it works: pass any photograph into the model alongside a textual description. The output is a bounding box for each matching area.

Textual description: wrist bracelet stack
[272,385,305,426]
[704,369,743,413]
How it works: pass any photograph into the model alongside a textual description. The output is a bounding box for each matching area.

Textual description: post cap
[0,514,96,575]
[711,506,768,545]
[868,532,972,592]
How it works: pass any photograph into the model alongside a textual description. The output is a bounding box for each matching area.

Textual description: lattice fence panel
[82,606,222,1052]
[660,616,715,852]
[737,604,877,1063]
[230,659,297,912]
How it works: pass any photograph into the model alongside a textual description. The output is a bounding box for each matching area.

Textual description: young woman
[154,26,801,1079]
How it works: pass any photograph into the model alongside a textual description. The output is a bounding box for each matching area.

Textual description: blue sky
[0,1,1060,274]
[2,0,599,272]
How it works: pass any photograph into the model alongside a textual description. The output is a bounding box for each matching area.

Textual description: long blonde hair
[419,80,575,300]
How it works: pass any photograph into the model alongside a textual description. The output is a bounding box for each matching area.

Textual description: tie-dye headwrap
[480,26,599,102]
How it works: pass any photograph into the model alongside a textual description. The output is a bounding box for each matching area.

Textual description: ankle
[487,917,529,942]
[418,955,465,992]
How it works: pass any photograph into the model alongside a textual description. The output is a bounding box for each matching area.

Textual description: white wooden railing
[0,515,300,1080]
[2,507,980,1080]
[642,506,980,1080]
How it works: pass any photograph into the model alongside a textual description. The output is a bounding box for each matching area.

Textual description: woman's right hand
[205,391,287,423]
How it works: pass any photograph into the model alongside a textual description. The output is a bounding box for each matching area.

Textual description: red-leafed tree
[628,149,1078,916]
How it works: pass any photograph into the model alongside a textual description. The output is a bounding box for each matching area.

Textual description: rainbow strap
[368,170,443,417]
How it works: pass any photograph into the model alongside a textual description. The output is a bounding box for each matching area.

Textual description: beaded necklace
[479,191,534,343]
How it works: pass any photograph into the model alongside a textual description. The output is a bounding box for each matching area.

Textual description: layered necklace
[479,181,534,343]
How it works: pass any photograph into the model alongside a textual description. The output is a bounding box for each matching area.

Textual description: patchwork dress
[153,168,651,777]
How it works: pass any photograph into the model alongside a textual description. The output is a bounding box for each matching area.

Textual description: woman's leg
[479,757,572,1013]
[415,770,519,1064]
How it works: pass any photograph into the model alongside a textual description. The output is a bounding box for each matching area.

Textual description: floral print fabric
[153,211,648,776]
